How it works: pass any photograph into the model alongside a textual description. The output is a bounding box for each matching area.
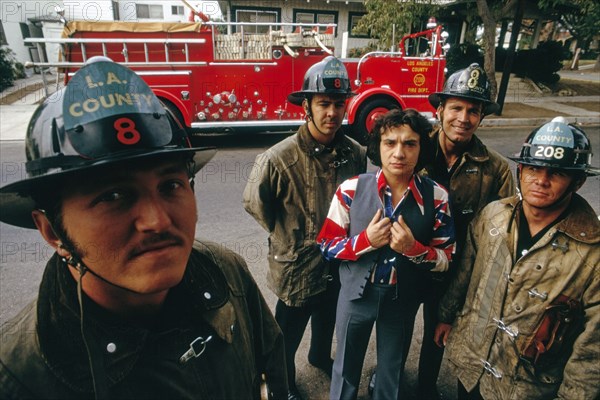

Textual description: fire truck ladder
[24,37,208,68]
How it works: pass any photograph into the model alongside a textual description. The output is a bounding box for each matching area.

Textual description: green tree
[540,0,600,51]
[539,0,600,69]
[353,0,441,51]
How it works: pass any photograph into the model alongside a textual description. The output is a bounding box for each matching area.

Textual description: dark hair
[366,108,434,169]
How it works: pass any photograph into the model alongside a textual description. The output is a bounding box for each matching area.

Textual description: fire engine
[25,17,448,142]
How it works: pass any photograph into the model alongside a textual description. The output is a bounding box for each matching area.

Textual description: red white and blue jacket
[317,169,455,286]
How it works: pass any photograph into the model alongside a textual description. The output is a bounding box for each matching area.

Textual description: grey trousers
[330,283,409,400]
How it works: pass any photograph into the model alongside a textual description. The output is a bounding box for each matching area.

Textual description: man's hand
[390,216,416,254]
[434,322,452,348]
[365,209,391,249]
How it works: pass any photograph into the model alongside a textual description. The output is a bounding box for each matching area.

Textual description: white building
[1,0,369,65]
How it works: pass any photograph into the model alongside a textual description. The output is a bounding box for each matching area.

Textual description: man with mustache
[434,117,599,399]
[0,59,287,399]
[244,56,366,400]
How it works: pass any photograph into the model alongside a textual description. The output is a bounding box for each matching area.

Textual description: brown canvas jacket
[440,195,600,399]
[0,240,287,399]
[422,130,515,255]
[243,124,366,306]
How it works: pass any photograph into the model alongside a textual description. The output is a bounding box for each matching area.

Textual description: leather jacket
[0,240,287,399]
[422,130,515,255]
[243,124,366,306]
[439,195,600,399]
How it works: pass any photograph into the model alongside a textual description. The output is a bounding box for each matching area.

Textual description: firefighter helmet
[509,117,598,176]
[429,63,499,115]
[0,57,216,229]
[288,56,355,105]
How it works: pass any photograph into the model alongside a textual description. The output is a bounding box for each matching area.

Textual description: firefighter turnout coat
[243,124,366,306]
[439,194,600,399]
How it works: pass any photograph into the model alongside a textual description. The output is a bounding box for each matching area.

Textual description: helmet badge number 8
[467,69,480,89]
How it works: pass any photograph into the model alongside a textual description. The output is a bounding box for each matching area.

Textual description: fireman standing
[0,59,287,398]
[412,63,515,399]
[434,117,599,399]
[243,56,366,400]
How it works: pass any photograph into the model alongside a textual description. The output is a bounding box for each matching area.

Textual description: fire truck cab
[26,18,448,143]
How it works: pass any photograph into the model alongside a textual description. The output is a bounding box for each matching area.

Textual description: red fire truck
[26,18,448,142]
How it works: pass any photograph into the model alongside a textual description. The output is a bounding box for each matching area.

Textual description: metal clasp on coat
[551,239,568,254]
[493,318,518,340]
[528,288,548,301]
[330,158,349,168]
[179,335,213,364]
[481,360,503,379]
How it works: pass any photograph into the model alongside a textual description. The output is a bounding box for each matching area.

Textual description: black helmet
[509,117,598,176]
[429,63,499,115]
[0,58,216,229]
[288,56,355,106]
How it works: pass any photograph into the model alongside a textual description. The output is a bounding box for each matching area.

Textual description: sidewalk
[481,69,600,127]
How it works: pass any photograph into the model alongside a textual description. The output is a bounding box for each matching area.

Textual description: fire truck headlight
[181,91,190,100]
[212,113,220,120]
[228,93,237,104]
[213,94,222,104]
[197,111,207,121]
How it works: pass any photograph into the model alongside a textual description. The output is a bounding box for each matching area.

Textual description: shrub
[0,47,16,93]
[445,42,484,76]
[496,41,570,84]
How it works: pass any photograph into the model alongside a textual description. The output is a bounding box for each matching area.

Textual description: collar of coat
[431,128,490,164]
[297,123,349,157]
[35,245,234,392]
[501,194,600,244]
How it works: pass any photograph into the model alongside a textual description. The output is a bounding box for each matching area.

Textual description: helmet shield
[0,59,216,228]
[429,63,499,115]
[288,56,354,105]
[509,117,597,176]
[62,61,172,159]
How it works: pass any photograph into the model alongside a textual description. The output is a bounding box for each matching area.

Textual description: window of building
[20,22,32,46]
[0,22,7,46]
[293,9,338,35]
[112,1,120,20]
[171,5,184,16]
[231,6,280,34]
[348,12,368,38]
[136,4,164,19]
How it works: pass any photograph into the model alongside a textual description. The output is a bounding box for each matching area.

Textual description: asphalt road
[1,126,599,399]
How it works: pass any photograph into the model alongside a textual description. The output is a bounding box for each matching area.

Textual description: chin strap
[70,256,109,400]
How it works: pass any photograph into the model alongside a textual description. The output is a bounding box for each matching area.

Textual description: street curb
[0,82,45,105]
